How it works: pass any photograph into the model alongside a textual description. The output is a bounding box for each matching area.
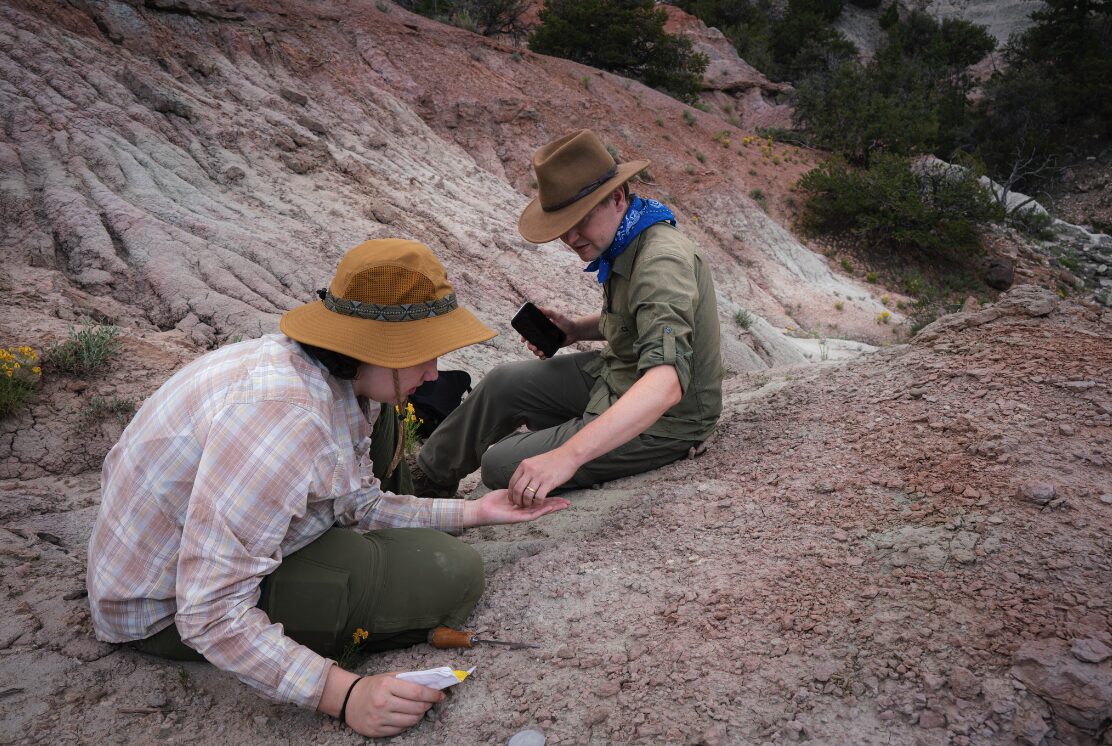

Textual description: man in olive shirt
[413,129,724,505]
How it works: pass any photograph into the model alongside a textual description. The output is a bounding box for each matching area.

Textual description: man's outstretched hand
[462,488,570,527]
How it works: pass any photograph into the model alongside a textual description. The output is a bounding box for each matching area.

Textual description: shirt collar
[608,229,647,280]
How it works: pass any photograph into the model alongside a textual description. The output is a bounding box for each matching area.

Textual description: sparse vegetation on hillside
[0,345,42,419]
[397,0,530,37]
[529,0,709,103]
[44,323,122,375]
[676,0,856,81]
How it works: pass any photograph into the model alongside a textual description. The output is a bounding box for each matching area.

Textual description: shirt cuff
[425,497,467,534]
[276,646,333,709]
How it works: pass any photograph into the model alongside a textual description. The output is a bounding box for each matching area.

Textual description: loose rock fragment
[1016,482,1055,505]
[1070,638,1111,664]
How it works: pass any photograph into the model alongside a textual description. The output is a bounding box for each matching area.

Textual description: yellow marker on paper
[396,665,476,690]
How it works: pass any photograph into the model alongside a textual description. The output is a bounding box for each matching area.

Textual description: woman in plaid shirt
[87,239,569,738]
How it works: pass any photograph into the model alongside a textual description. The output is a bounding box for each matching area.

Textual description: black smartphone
[511,302,566,359]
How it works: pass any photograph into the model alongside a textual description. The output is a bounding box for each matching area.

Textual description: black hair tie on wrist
[339,676,364,727]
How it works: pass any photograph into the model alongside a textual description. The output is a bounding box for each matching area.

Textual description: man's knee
[479,439,520,489]
[471,360,522,399]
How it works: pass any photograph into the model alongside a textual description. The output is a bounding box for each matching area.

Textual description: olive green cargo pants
[137,405,482,661]
[416,351,696,492]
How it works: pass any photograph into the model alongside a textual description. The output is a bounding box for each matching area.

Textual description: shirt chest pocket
[601,310,637,360]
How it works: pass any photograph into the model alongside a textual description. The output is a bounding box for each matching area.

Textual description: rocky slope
[2,287,1109,745]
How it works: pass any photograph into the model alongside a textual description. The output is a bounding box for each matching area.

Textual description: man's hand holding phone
[512,303,571,359]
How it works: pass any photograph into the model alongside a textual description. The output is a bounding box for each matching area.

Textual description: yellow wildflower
[352,627,369,644]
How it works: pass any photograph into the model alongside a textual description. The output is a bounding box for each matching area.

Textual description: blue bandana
[585,195,676,284]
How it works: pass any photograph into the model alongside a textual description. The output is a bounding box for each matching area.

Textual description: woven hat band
[319,288,459,322]
[543,165,618,213]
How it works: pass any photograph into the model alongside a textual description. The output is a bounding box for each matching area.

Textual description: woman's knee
[406,530,485,620]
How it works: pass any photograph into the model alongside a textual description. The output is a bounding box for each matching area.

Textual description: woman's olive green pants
[136,405,483,661]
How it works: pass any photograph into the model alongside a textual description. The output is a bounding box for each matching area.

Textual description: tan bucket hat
[518,129,650,244]
[280,239,495,368]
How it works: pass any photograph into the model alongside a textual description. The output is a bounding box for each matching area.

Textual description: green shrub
[798,153,1003,256]
[734,309,755,329]
[0,345,42,419]
[529,0,709,103]
[45,322,122,375]
[749,188,768,210]
[81,395,138,426]
[1009,208,1056,240]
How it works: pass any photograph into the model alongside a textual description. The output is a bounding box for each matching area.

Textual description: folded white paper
[396,666,476,690]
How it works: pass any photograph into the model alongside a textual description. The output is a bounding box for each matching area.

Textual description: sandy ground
[2,287,1109,745]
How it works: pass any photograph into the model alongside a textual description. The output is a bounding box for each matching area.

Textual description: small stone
[918,709,946,728]
[1070,638,1111,664]
[1017,482,1055,505]
[700,724,728,746]
[948,665,981,699]
[813,661,839,683]
[593,681,621,698]
[922,673,945,691]
[1058,423,1075,435]
[507,729,546,746]
[295,114,327,136]
[146,693,168,709]
[13,563,31,578]
[278,88,308,106]
[555,646,575,659]
[1100,494,1112,505]
[815,482,835,494]
[1012,707,1049,745]
[585,707,609,725]
[252,714,268,727]
[930,482,946,494]
[962,487,981,498]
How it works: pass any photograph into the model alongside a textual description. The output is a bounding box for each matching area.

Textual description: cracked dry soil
[1,290,1110,745]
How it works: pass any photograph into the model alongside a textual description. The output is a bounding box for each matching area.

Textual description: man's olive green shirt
[582,223,724,441]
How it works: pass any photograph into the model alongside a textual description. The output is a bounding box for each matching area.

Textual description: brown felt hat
[280,239,495,368]
[518,129,650,244]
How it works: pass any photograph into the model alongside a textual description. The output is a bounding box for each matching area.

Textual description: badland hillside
[0,1,1109,745]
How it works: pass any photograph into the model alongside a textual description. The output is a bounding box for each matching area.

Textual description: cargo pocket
[262,559,351,655]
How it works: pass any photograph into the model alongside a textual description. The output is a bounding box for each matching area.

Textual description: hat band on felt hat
[542,165,618,212]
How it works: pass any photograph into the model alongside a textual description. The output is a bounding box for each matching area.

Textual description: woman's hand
[343,674,444,738]
[461,489,570,527]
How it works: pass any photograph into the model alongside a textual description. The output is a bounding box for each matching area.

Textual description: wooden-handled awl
[428,626,539,650]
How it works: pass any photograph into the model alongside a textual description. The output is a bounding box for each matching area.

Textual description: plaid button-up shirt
[87,335,465,708]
